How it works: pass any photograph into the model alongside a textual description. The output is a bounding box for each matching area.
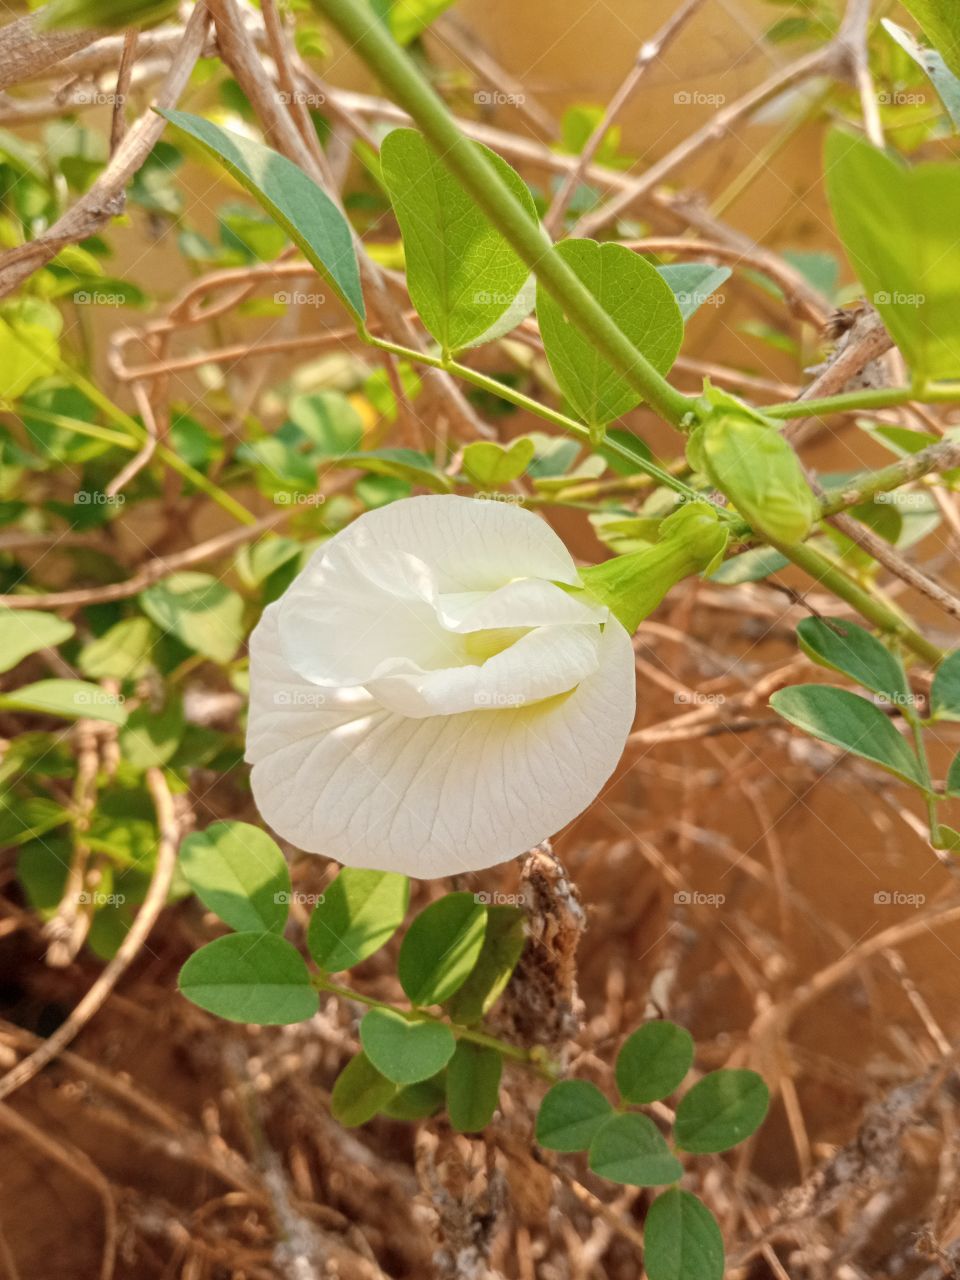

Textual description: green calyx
[579,501,729,634]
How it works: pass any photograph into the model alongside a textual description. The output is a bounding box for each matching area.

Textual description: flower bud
[580,501,729,633]
[692,412,819,545]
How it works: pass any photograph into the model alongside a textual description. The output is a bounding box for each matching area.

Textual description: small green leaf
[644,1189,725,1280]
[445,905,525,1025]
[398,892,487,1006]
[178,932,318,1025]
[158,110,364,323]
[374,0,457,44]
[331,1051,397,1127]
[931,650,960,720]
[882,19,960,129]
[657,263,730,321]
[898,0,960,79]
[796,617,912,708]
[179,821,292,934]
[946,751,960,796]
[535,1079,613,1152]
[710,547,789,584]
[140,572,245,664]
[307,868,410,972]
[78,616,157,681]
[588,1113,683,1187]
[461,438,535,489]
[826,130,960,380]
[120,696,184,769]
[615,1022,694,1105]
[380,127,537,353]
[446,1041,502,1132]
[0,608,74,673]
[383,1075,446,1120]
[359,1007,456,1084]
[0,679,127,725]
[674,1069,769,1154]
[537,239,683,433]
[769,685,924,787]
[336,448,453,493]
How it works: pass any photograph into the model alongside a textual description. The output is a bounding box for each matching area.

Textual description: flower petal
[246,605,636,878]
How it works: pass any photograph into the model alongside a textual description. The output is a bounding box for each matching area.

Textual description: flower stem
[311,0,698,429]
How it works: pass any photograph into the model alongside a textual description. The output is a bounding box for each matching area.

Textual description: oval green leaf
[674,1069,769,1154]
[331,1051,397,1127]
[398,892,487,1006]
[158,109,364,323]
[796,617,911,708]
[644,1189,725,1280]
[0,678,127,725]
[536,1079,613,1153]
[615,1021,695,1105]
[359,1007,456,1084]
[769,684,924,787]
[0,607,74,674]
[446,1041,502,1133]
[588,1112,683,1187]
[931,649,960,720]
[140,572,245,665]
[179,821,291,934]
[307,867,410,973]
[178,931,318,1025]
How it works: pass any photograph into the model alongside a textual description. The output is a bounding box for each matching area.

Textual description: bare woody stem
[310,0,698,429]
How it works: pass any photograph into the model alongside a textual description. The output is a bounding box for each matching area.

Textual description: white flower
[245,495,636,878]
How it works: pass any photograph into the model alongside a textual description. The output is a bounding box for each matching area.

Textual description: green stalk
[765,383,960,420]
[311,0,697,428]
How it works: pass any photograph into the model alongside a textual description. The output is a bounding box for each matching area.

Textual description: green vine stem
[311,0,697,429]
[765,382,960,421]
[313,973,556,1078]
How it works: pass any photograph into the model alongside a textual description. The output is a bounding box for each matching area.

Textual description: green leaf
[795,617,912,709]
[336,448,453,493]
[41,0,179,31]
[657,263,731,321]
[78,616,157,681]
[445,905,525,1025]
[359,1007,456,1084]
[0,608,74,673]
[946,751,960,796]
[331,1052,397,1126]
[179,821,292,934]
[644,1189,725,1280]
[140,572,245,664]
[898,0,960,79]
[461,438,535,489]
[158,110,364,323]
[446,1041,502,1132]
[825,130,960,380]
[769,685,925,787]
[120,696,184,769]
[710,546,789,584]
[0,678,127,725]
[373,0,457,45]
[307,867,410,972]
[931,650,960,720]
[383,1075,446,1119]
[398,892,488,1006]
[178,932,318,1025]
[535,1079,613,1152]
[615,1022,694,1105]
[882,19,960,129]
[380,127,537,354]
[588,1113,683,1187]
[286,390,364,456]
[536,239,683,434]
[674,1069,769,1154]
